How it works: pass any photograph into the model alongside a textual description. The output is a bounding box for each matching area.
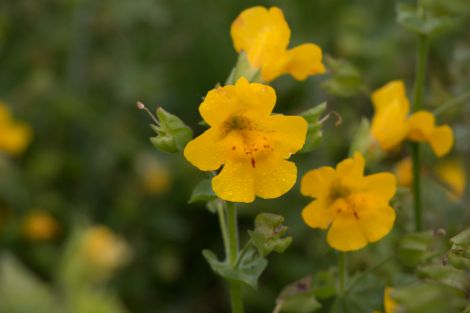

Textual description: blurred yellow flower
[394,157,413,188]
[370,81,453,157]
[231,6,325,82]
[301,152,396,251]
[435,159,466,200]
[0,102,33,156]
[82,226,131,271]
[372,287,397,313]
[23,210,59,241]
[135,154,170,195]
[184,77,307,203]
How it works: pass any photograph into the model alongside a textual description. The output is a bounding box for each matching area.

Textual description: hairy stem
[338,252,348,294]
[226,202,244,313]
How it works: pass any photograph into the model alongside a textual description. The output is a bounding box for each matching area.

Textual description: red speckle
[232,146,236,150]
[353,211,359,220]
[251,158,256,168]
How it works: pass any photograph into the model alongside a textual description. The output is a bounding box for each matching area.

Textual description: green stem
[217,203,230,259]
[226,202,244,313]
[338,252,348,294]
[411,16,429,232]
[433,91,470,117]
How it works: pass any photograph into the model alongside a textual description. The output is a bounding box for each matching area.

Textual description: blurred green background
[0,0,469,312]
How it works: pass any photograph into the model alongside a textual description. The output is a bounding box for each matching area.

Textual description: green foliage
[225,52,261,84]
[248,213,293,257]
[448,228,470,269]
[299,102,327,153]
[275,276,322,313]
[202,249,268,289]
[397,230,444,267]
[321,57,363,97]
[188,178,216,204]
[396,3,460,37]
[150,107,193,153]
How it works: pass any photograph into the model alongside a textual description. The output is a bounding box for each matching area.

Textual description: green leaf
[299,103,327,153]
[393,282,466,313]
[226,52,260,85]
[321,57,363,97]
[396,3,459,36]
[248,213,292,257]
[418,265,470,293]
[312,270,336,300]
[448,229,470,269]
[188,178,216,204]
[150,107,193,153]
[202,248,268,289]
[397,230,443,267]
[276,276,322,313]
[0,253,61,313]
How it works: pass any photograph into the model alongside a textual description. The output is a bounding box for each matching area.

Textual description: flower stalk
[411,24,430,232]
[338,252,348,294]
[226,201,244,313]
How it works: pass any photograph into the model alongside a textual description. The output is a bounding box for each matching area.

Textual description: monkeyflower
[372,287,397,313]
[435,159,466,200]
[184,77,307,203]
[0,102,33,156]
[231,6,325,82]
[371,80,453,157]
[23,210,59,241]
[301,152,396,251]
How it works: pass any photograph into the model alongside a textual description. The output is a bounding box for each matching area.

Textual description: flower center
[221,114,274,167]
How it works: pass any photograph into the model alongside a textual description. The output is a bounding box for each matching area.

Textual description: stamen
[136,101,160,126]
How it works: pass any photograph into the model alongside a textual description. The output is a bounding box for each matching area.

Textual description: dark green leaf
[418,265,470,293]
[397,231,443,267]
[248,213,292,257]
[276,276,322,313]
[202,248,267,289]
[321,57,363,97]
[150,107,193,153]
[188,179,216,204]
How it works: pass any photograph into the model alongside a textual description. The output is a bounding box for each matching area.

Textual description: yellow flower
[23,210,59,241]
[435,159,466,200]
[231,6,325,82]
[370,81,453,157]
[135,154,170,195]
[394,157,413,188]
[0,102,33,156]
[301,152,396,251]
[372,287,397,313]
[184,77,307,203]
[82,226,131,271]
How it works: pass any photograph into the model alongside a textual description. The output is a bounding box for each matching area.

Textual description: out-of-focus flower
[372,287,397,313]
[370,81,453,157]
[435,159,466,200]
[394,157,413,188]
[231,6,325,82]
[135,154,170,195]
[0,102,33,156]
[184,77,307,203]
[82,226,131,272]
[301,152,396,251]
[23,210,59,241]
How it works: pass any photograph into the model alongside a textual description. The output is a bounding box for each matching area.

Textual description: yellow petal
[254,156,297,199]
[199,84,239,127]
[0,122,33,156]
[394,157,413,187]
[384,287,397,313]
[435,159,466,199]
[262,43,325,82]
[371,98,409,150]
[184,128,225,171]
[364,173,396,201]
[371,80,408,113]
[407,110,436,142]
[300,166,336,198]
[302,199,333,229]
[212,159,255,203]
[326,215,368,251]
[264,114,308,158]
[234,77,276,117]
[231,6,290,68]
[359,205,396,243]
[429,125,453,157]
[336,152,365,178]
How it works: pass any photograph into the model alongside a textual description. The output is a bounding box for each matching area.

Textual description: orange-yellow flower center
[220,114,274,167]
[328,180,367,221]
